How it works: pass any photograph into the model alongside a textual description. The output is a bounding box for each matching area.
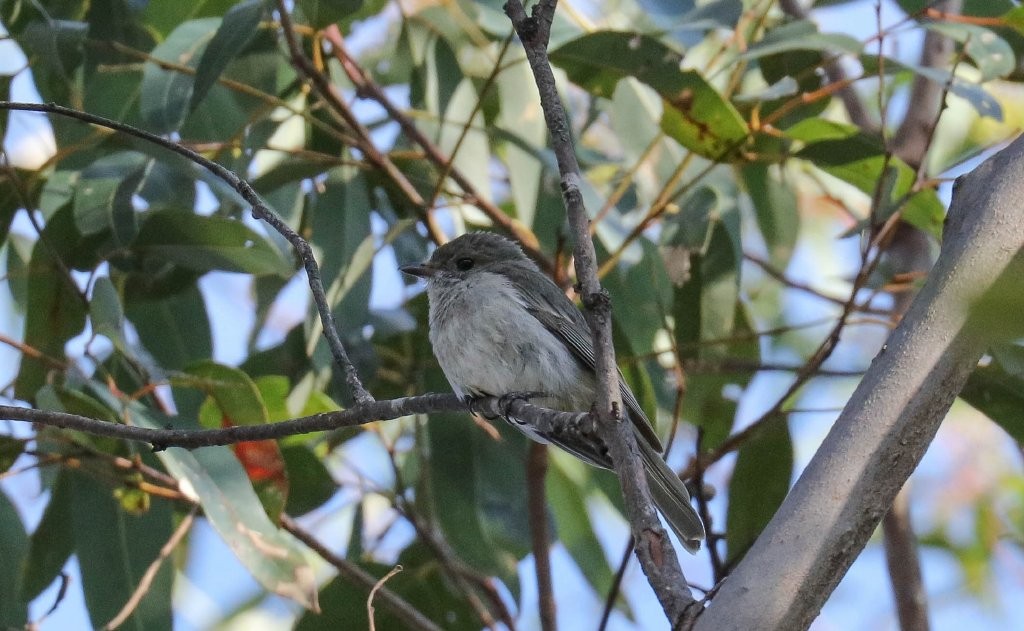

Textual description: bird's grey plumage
[401,232,705,552]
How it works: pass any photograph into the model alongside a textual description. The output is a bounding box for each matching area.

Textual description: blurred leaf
[547,460,614,597]
[133,210,293,276]
[1004,6,1024,36]
[0,437,24,474]
[427,410,514,579]
[90,276,126,348]
[925,22,1015,81]
[20,471,75,601]
[787,119,945,237]
[281,445,337,515]
[186,361,269,426]
[141,18,220,133]
[0,489,28,629]
[550,31,748,159]
[739,20,861,60]
[69,468,173,631]
[190,0,266,110]
[15,206,88,401]
[86,382,319,610]
[741,164,799,269]
[726,418,793,564]
[960,358,1024,442]
[497,55,545,227]
[297,0,364,29]
[124,285,212,371]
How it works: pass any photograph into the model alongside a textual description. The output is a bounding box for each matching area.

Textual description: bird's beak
[400,263,437,278]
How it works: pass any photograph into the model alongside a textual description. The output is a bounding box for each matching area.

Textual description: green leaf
[90,276,126,347]
[726,418,793,564]
[124,285,212,371]
[924,22,1015,81]
[427,410,511,578]
[0,489,28,628]
[739,20,862,60]
[741,164,799,269]
[16,206,88,401]
[69,468,173,631]
[140,18,221,133]
[960,355,1024,443]
[786,119,945,237]
[282,445,338,515]
[547,459,614,597]
[297,0,364,29]
[20,470,76,601]
[83,383,319,610]
[550,31,748,159]
[133,210,293,276]
[0,436,24,474]
[183,361,269,426]
[190,0,267,111]
[1004,6,1024,36]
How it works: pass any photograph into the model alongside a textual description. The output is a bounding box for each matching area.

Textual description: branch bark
[694,133,1024,631]
[503,0,694,624]
[0,395,587,450]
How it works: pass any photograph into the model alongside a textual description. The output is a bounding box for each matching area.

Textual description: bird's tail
[636,434,705,553]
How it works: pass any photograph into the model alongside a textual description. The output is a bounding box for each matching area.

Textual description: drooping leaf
[124,284,212,371]
[132,210,293,276]
[69,468,174,631]
[15,206,88,401]
[20,470,76,602]
[547,457,615,597]
[741,163,799,269]
[190,0,267,110]
[0,489,28,628]
[726,418,793,564]
[140,18,221,133]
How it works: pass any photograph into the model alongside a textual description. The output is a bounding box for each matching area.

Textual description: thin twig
[0,100,373,404]
[527,442,557,631]
[503,0,695,624]
[104,506,198,630]
[275,3,447,246]
[597,537,634,631]
[367,565,404,631]
[282,515,443,631]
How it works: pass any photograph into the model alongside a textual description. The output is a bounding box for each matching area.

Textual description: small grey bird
[401,232,705,552]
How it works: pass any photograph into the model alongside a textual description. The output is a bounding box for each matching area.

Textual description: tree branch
[0,100,373,405]
[0,395,591,450]
[694,132,1024,631]
[527,442,557,631]
[503,0,694,624]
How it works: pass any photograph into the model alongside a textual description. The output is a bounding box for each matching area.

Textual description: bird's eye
[455,257,474,271]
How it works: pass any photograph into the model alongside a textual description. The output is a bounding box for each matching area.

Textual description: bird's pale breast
[427,271,595,413]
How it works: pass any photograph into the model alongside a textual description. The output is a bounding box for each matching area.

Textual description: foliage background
[1,0,1023,629]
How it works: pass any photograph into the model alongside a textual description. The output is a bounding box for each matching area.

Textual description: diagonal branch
[693,128,1024,631]
[0,100,374,405]
[503,0,695,624]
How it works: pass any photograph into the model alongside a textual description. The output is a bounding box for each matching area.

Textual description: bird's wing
[523,299,664,453]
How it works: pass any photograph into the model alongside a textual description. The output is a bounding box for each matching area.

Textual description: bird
[401,232,705,552]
